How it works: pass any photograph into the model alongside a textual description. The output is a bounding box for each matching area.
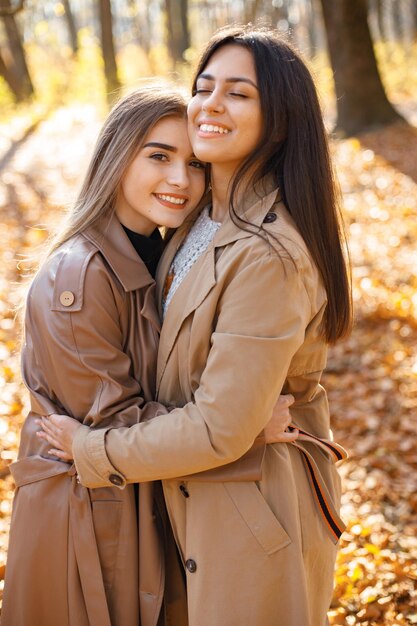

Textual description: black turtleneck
[122,226,164,278]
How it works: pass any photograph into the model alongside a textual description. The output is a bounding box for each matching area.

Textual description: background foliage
[1,1,417,623]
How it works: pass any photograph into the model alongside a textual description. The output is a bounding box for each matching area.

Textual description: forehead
[144,115,188,140]
[200,44,257,80]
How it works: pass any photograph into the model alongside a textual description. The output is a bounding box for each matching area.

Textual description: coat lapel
[156,243,217,391]
[156,184,281,392]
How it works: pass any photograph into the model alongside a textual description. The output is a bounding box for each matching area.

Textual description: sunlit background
[1,1,417,624]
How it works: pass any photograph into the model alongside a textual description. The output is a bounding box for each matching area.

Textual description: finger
[266,429,299,444]
[48,414,69,427]
[48,449,73,462]
[37,430,65,450]
[282,394,295,406]
[41,417,61,437]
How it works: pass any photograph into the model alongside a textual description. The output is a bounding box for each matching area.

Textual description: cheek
[187,98,199,127]
[193,174,206,199]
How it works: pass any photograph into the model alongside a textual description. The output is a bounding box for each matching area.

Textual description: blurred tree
[320,0,404,135]
[306,0,324,53]
[97,0,121,103]
[165,0,189,66]
[63,0,78,55]
[244,0,262,23]
[0,0,33,101]
[0,47,23,100]
[375,0,386,40]
[136,1,151,54]
[412,0,417,40]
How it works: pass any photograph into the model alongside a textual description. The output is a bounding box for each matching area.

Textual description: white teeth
[157,194,186,205]
[200,124,230,134]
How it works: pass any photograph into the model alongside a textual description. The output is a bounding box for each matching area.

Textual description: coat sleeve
[23,252,168,433]
[73,252,315,487]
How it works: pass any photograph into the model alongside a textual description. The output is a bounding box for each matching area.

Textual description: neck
[210,163,237,222]
[210,163,254,222]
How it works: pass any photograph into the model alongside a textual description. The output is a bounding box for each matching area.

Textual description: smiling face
[116,116,206,236]
[187,44,263,174]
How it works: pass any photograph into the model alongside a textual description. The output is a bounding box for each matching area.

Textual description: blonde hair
[48,85,188,254]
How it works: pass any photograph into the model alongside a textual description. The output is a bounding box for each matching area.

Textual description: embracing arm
[53,251,310,486]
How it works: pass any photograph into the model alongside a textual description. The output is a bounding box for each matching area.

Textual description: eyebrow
[143,142,177,152]
[198,73,258,89]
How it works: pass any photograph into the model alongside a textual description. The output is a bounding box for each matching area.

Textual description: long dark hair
[191,26,352,343]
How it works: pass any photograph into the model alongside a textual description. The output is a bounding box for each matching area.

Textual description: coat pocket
[90,490,124,591]
[223,482,291,556]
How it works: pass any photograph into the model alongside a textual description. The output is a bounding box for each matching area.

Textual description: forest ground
[0,100,416,625]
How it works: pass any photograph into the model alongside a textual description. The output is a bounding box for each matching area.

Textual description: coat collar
[84,212,155,292]
[155,180,281,391]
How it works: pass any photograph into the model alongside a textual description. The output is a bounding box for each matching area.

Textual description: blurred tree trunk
[391,0,403,41]
[63,0,78,54]
[136,0,151,53]
[375,0,386,39]
[126,0,140,45]
[0,0,33,100]
[0,46,24,101]
[97,0,121,102]
[244,0,262,23]
[412,0,417,40]
[320,0,403,135]
[165,0,189,65]
[307,0,324,54]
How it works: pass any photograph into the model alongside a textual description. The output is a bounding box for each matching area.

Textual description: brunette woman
[39,26,351,626]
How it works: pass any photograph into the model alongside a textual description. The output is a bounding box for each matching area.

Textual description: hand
[264,394,299,444]
[36,414,82,461]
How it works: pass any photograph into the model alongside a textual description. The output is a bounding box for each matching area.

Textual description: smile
[199,124,230,134]
[154,194,187,206]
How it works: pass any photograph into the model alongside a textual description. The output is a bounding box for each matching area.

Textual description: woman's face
[188,44,263,172]
[116,116,206,236]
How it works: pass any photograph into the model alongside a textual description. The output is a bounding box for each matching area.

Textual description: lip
[154,193,188,210]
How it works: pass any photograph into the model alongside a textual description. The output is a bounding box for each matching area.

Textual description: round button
[263,212,277,223]
[185,559,197,573]
[109,473,124,487]
[60,291,75,306]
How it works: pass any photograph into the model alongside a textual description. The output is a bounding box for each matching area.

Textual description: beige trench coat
[2,215,186,626]
[68,184,345,626]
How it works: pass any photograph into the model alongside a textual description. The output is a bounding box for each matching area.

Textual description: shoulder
[226,202,311,271]
[29,234,118,314]
[263,202,312,266]
[223,202,326,312]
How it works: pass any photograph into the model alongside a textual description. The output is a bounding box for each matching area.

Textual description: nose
[167,162,189,189]
[202,89,224,114]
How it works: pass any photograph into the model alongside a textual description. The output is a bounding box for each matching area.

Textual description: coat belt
[288,426,348,544]
[11,457,112,626]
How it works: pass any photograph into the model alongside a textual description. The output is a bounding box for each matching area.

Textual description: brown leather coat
[2,215,186,626]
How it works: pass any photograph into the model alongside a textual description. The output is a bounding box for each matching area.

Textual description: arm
[65,252,311,486]
[38,393,297,461]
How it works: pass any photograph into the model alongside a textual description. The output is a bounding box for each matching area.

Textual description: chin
[165,214,188,229]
